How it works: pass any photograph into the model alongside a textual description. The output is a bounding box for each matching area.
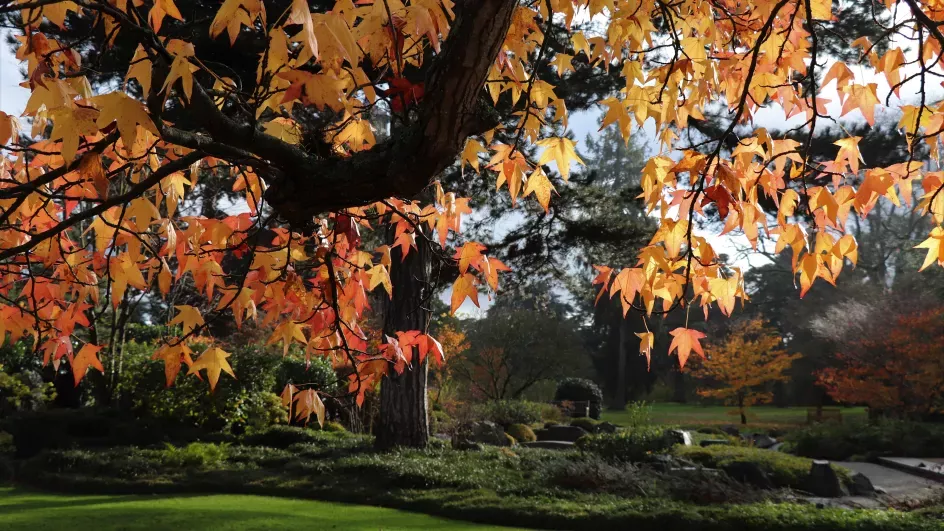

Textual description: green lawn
[601,403,867,428]
[0,487,524,530]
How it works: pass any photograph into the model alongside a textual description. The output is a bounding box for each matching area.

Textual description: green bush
[242,425,323,448]
[540,403,564,423]
[506,423,536,442]
[785,420,944,460]
[622,401,653,428]
[0,408,219,458]
[115,341,335,434]
[473,400,543,427]
[570,418,600,433]
[430,410,453,434]
[675,445,851,490]
[319,420,347,433]
[554,378,604,419]
[576,427,670,462]
[161,442,229,468]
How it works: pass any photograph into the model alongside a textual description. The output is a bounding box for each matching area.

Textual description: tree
[455,306,588,400]
[3,0,944,449]
[816,307,944,419]
[689,318,800,424]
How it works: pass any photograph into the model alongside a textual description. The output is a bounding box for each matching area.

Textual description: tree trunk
[375,228,432,450]
[739,395,747,425]
[613,315,630,409]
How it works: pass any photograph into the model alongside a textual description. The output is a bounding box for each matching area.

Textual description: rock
[720,424,740,436]
[536,425,589,443]
[722,461,774,489]
[752,433,778,449]
[648,454,699,471]
[596,421,619,434]
[451,421,510,449]
[848,472,876,497]
[769,442,785,452]
[664,429,693,447]
[520,440,576,450]
[874,486,888,495]
[699,439,731,447]
[454,440,483,451]
[805,460,848,498]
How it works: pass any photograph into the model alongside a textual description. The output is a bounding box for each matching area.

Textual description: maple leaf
[535,137,584,180]
[461,138,486,173]
[455,242,486,274]
[151,343,195,387]
[293,388,326,427]
[78,153,109,200]
[367,264,393,297]
[91,92,158,150]
[0,111,19,145]
[149,0,184,33]
[523,167,556,213]
[168,305,205,335]
[636,331,654,370]
[267,321,309,356]
[915,226,944,271]
[668,327,707,369]
[451,273,480,313]
[287,0,318,59]
[72,344,105,386]
[210,0,266,45]
[280,383,297,408]
[188,346,236,391]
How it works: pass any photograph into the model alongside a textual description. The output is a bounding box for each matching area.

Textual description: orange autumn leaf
[668,327,707,369]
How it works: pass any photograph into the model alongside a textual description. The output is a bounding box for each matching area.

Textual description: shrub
[473,400,543,427]
[505,433,517,446]
[570,418,600,433]
[675,445,851,490]
[506,423,536,442]
[785,420,944,460]
[539,403,563,423]
[0,408,217,458]
[161,442,229,468]
[554,378,603,419]
[430,410,453,434]
[576,427,670,462]
[622,401,653,428]
[697,426,723,435]
[313,420,347,433]
[243,425,322,448]
[541,456,646,494]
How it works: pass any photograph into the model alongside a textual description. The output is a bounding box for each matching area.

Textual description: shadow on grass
[0,487,513,530]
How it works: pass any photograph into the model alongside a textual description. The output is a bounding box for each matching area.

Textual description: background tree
[689,318,800,424]
[455,304,589,400]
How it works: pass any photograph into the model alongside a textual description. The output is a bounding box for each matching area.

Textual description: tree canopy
[1,0,944,415]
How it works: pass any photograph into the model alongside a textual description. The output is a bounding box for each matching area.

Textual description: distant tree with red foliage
[817,308,944,419]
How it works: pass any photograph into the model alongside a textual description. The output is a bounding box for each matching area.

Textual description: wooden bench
[807,407,842,424]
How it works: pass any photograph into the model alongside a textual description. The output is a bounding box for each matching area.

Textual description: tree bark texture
[614,315,630,409]
[376,229,433,449]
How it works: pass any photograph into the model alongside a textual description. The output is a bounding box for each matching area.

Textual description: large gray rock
[452,421,510,448]
[664,429,693,447]
[535,425,589,442]
[596,421,619,434]
[751,433,778,449]
[848,472,876,497]
[520,440,576,450]
[805,460,848,498]
[722,461,773,489]
[720,424,740,436]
